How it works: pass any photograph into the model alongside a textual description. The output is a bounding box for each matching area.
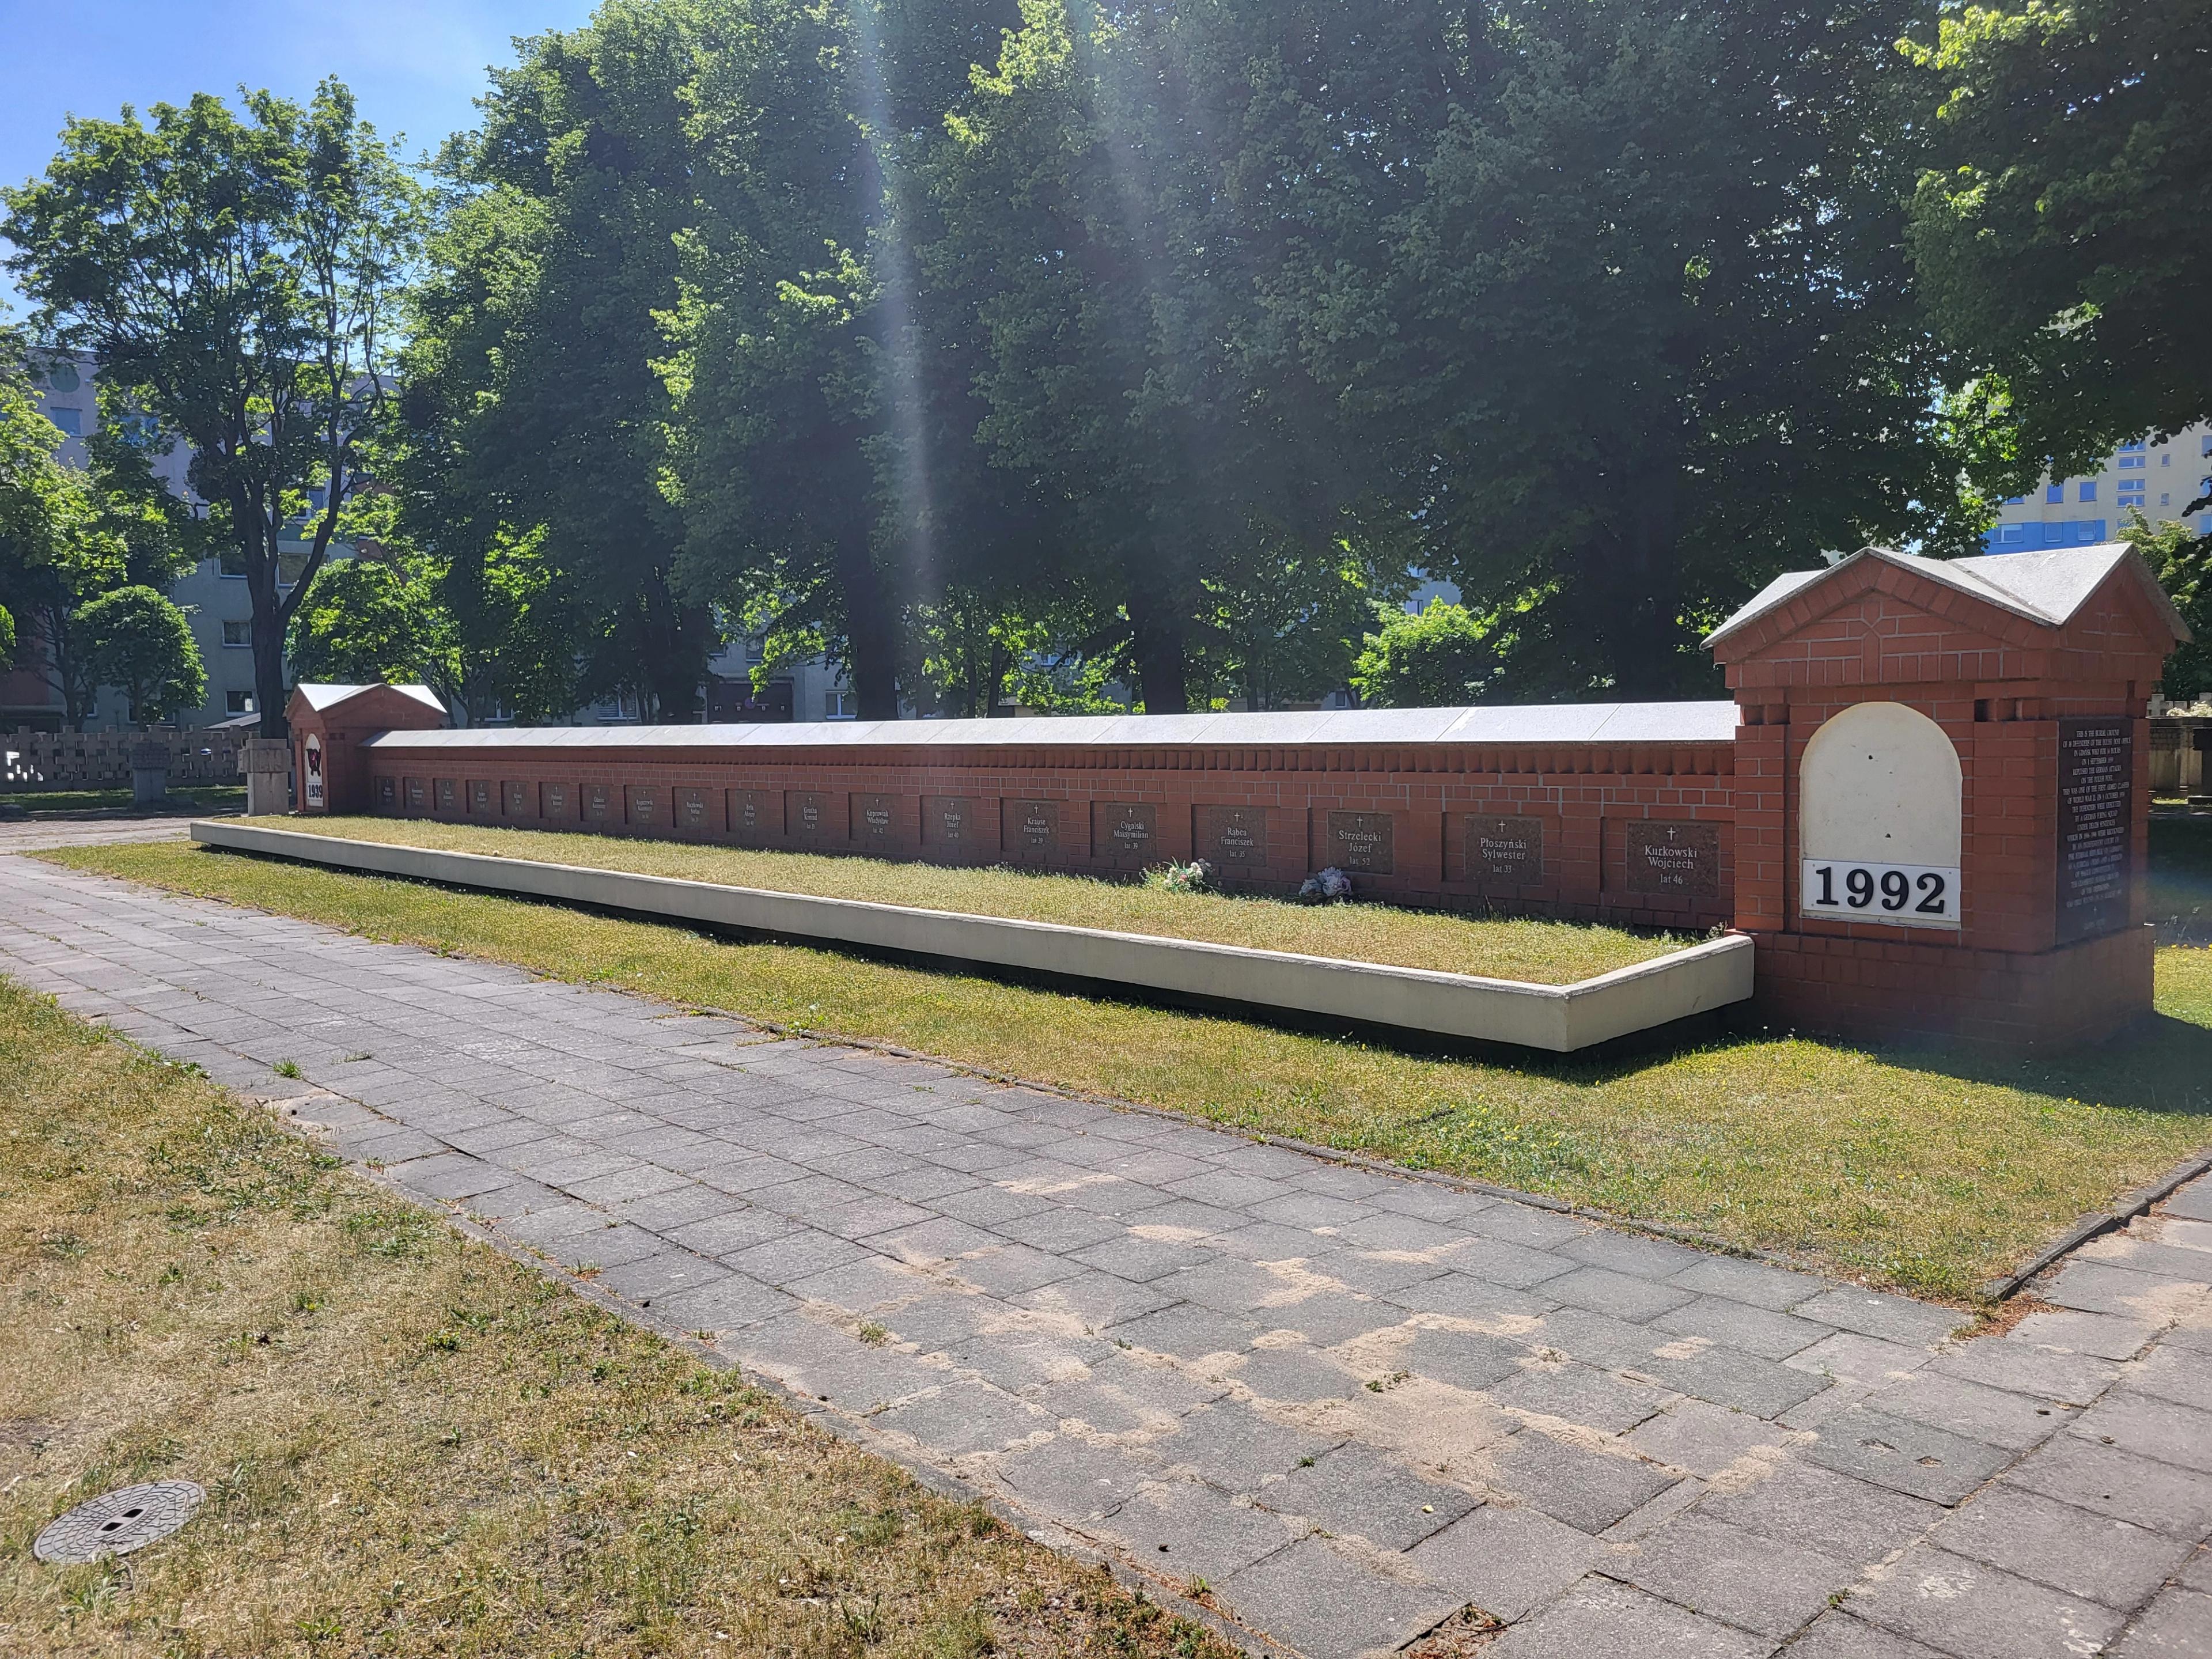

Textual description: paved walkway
[2,851,2209,1659]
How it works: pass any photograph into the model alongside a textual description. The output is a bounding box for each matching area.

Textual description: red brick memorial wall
[289,544,2188,1048]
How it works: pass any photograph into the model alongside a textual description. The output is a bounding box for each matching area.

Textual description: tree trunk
[836,536,900,721]
[1127,588,1190,715]
[252,548,289,737]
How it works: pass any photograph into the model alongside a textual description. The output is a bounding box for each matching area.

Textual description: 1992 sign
[1800,859,1960,929]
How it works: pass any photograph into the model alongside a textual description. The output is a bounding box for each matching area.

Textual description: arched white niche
[1799,700,1962,929]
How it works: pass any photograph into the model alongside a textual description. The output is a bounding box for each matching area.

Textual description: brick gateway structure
[291,546,2186,1050]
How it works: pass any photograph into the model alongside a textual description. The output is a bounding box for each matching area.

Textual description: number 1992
[1800,859,1960,930]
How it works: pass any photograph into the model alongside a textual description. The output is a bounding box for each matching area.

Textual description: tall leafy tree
[80,585,206,726]
[1904,0,2211,493]
[3,81,422,736]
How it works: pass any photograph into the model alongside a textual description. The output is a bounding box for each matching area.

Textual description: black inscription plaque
[582,783,615,824]
[543,781,571,820]
[924,796,981,858]
[1094,801,1158,866]
[1624,820,1721,897]
[674,786,712,834]
[1320,810,1395,874]
[503,779,536,820]
[1465,815,1544,885]
[1005,799,1060,859]
[854,792,902,852]
[2058,717,2133,943]
[468,779,493,816]
[1196,804,1269,867]
[376,775,397,813]
[728,787,777,842]
[624,784,660,828]
[434,778,458,815]
[787,790,843,842]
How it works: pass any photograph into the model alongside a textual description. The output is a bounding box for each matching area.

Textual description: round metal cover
[33,1481,204,1563]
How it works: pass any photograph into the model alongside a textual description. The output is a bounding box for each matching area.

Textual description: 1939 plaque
[2057,717,2133,943]
[1623,820,1720,897]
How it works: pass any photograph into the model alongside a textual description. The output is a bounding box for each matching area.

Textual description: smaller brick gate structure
[287,544,2187,1051]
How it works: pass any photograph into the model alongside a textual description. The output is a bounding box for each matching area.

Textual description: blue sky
[1,0,598,316]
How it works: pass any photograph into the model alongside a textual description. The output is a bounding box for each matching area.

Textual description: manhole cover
[32,1481,204,1563]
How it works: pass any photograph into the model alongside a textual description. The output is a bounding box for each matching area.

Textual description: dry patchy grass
[0,980,1235,1659]
[41,840,2212,1300]
[241,815,1686,984]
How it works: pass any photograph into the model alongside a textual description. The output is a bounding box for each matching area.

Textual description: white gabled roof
[1706,543,2190,647]
[296,682,446,715]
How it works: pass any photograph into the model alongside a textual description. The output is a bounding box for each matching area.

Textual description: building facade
[1983,422,2212,554]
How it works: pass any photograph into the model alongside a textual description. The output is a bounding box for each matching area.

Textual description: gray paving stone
[663,1207,802,1258]
[1404,1325,1531,1391]
[946,1242,1082,1297]
[1218,1536,1462,1659]
[1036,1354,1227,1432]
[1802,1404,2014,1505]
[2071,1389,2212,1474]
[2181,1544,2212,1594]
[1483,1574,1774,1659]
[1253,1290,1404,1348]
[1789,1332,1937,1388]
[1070,1234,1214,1282]
[1926,1337,2120,1405]
[1387,1271,1554,1325]
[2006,1436,2212,1541]
[1793,1287,1967,1349]
[1546,1264,1699,1323]
[1782,1613,1955,1659]
[591,1249,728,1304]
[2009,1308,2165,1360]
[1251,1443,1478,1551]
[1931,1484,2195,1609]
[1406,1501,1604,1623]
[1849,1543,2126,1659]
[1558,1229,1711,1281]
[2046,1260,2212,1319]
[783,1254,931,1314]
[1652,1294,1830,1361]
[1103,1302,1260,1362]
[875,1381,1052,1456]
[1616,1510,1856,1638]
[993,1437,1162,1524]
[1864,1369,2081,1452]
[652,1272,794,1335]
[1156,1403,1342,1495]
[2111,1586,2212,1658]
[1627,1399,1793,1479]
[1696,1459,1943,1562]
[2130,1346,2212,1415]
[1486,1431,1679,1532]
[724,1229,870,1288]
[1491,1360,1669,1434]
[1222,1346,1366,1403]
[1017,1269,1178,1332]
[1096,1478,1298,1584]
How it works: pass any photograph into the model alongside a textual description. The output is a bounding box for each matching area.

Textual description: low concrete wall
[191,821,1755,1052]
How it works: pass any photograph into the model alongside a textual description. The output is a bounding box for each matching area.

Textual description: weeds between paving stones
[44,839,2212,1301]
[0,980,1238,1659]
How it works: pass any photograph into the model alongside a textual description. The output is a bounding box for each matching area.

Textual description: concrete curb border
[191,820,1753,1054]
[1978,1145,2212,1301]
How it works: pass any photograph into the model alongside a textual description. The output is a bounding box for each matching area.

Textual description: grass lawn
[38,839,2212,1302]
[239,815,1687,984]
[0,979,1233,1659]
[3,785,246,816]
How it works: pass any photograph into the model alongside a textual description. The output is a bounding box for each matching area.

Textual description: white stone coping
[190,821,1754,1053]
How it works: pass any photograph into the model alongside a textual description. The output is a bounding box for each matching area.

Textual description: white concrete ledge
[191,821,1753,1052]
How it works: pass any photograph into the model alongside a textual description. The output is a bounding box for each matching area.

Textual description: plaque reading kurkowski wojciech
[1094,801,1158,865]
[1465,815,1543,885]
[1623,820,1720,897]
[1196,805,1268,866]
[1320,810,1395,874]
[2057,717,2133,943]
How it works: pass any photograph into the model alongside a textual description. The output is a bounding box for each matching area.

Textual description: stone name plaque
[1464,815,1544,885]
[468,779,493,815]
[404,777,426,812]
[582,783,615,824]
[728,788,778,842]
[674,786,712,833]
[376,775,397,812]
[1005,799,1060,859]
[854,792,902,851]
[1094,801,1158,866]
[543,781,571,820]
[434,778,458,815]
[625,784,660,828]
[1320,810,1395,874]
[1196,804,1269,867]
[923,796,982,857]
[787,790,843,842]
[1623,820,1720,897]
[2058,717,2133,943]
[503,780,536,819]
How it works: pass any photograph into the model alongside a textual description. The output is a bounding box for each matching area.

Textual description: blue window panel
[2047,484,2066,503]
[2080,482,2097,501]
[47,406,82,435]
[2003,496,2027,505]
[2120,455,2146,468]
[2119,440,2147,452]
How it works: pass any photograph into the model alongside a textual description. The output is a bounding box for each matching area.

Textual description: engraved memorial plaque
[787,790,843,843]
[1624,820,1720,897]
[434,778,458,815]
[2058,717,2133,943]
[1464,815,1543,885]
[853,792,902,852]
[729,788,778,843]
[468,779,493,816]
[503,780,536,819]
[1196,804,1269,867]
[1004,798,1060,859]
[582,783,615,824]
[1094,801,1158,866]
[543,781,571,820]
[923,796,981,858]
[625,784,660,828]
[404,777,427,813]
[1320,810,1395,874]
[674,786,712,834]
[376,775,397,813]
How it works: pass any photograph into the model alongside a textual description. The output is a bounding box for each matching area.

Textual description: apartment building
[1983,422,2212,553]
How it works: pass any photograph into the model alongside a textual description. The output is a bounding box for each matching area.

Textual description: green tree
[1353,599,1518,709]
[1904,0,2212,493]
[285,551,460,708]
[3,81,423,737]
[79,585,206,726]
[2119,509,2212,700]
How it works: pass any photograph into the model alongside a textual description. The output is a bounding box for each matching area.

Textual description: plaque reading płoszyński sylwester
[1623,820,1720,897]
[2057,717,2133,943]
[1464,815,1543,885]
